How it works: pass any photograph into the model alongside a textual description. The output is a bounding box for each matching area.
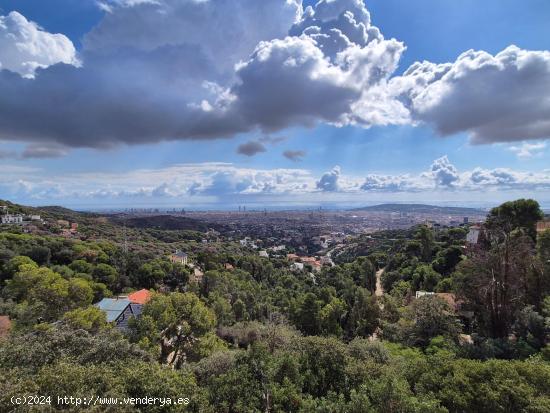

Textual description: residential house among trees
[1,213,23,224]
[0,206,42,225]
[95,289,153,328]
[95,297,137,329]
[466,224,482,244]
[127,289,152,317]
[169,250,188,265]
[169,250,205,283]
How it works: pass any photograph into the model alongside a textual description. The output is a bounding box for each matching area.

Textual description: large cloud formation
[392,46,550,144]
[0,162,318,204]
[359,156,550,193]
[0,11,78,78]
[360,174,420,192]
[317,166,341,192]
[428,156,460,188]
[0,0,549,151]
[2,157,549,204]
[0,0,404,149]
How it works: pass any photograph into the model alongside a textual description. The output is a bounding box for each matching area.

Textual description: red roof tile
[128,289,152,305]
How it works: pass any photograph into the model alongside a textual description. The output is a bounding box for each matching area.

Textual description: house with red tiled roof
[300,256,317,264]
[95,290,152,329]
[300,256,322,272]
[310,261,322,272]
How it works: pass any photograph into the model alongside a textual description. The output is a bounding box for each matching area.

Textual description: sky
[0,0,549,210]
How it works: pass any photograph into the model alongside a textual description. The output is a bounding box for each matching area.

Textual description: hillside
[0,199,38,216]
[0,200,101,222]
[0,198,549,412]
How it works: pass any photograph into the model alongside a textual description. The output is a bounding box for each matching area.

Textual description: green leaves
[62,306,110,333]
[130,292,217,367]
[487,198,543,241]
[4,263,96,324]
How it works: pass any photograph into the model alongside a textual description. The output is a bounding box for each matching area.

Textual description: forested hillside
[0,199,549,412]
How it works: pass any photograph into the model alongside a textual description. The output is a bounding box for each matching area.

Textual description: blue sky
[0,0,549,209]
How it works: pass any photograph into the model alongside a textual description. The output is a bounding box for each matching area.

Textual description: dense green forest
[1,199,549,412]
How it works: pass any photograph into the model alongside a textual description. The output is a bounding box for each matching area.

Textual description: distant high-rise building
[463,217,469,224]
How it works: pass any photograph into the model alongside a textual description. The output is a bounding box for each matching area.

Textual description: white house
[466,226,481,244]
[291,262,304,272]
[240,237,258,249]
[1,214,23,224]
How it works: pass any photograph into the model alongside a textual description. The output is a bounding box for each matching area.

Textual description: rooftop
[127,289,152,305]
[96,298,131,322]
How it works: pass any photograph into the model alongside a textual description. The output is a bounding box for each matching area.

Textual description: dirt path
[375,268,384,297]
[369,268,386,342]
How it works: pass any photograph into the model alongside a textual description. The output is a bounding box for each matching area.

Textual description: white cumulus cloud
[0,11,78,78]
[427,156,460,188]
[359,156,550,192]
[393,46,550,144]
[0,0,406,148]
[0,1,549,148]
[317,166,341,192]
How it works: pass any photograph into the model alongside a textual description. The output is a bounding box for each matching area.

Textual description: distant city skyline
[1,0,549,207]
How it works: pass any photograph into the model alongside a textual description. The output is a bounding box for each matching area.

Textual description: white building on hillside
[466,225,481,244]
[291,262,304,272]
[415,291,435,299]
[1,214,23,224]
